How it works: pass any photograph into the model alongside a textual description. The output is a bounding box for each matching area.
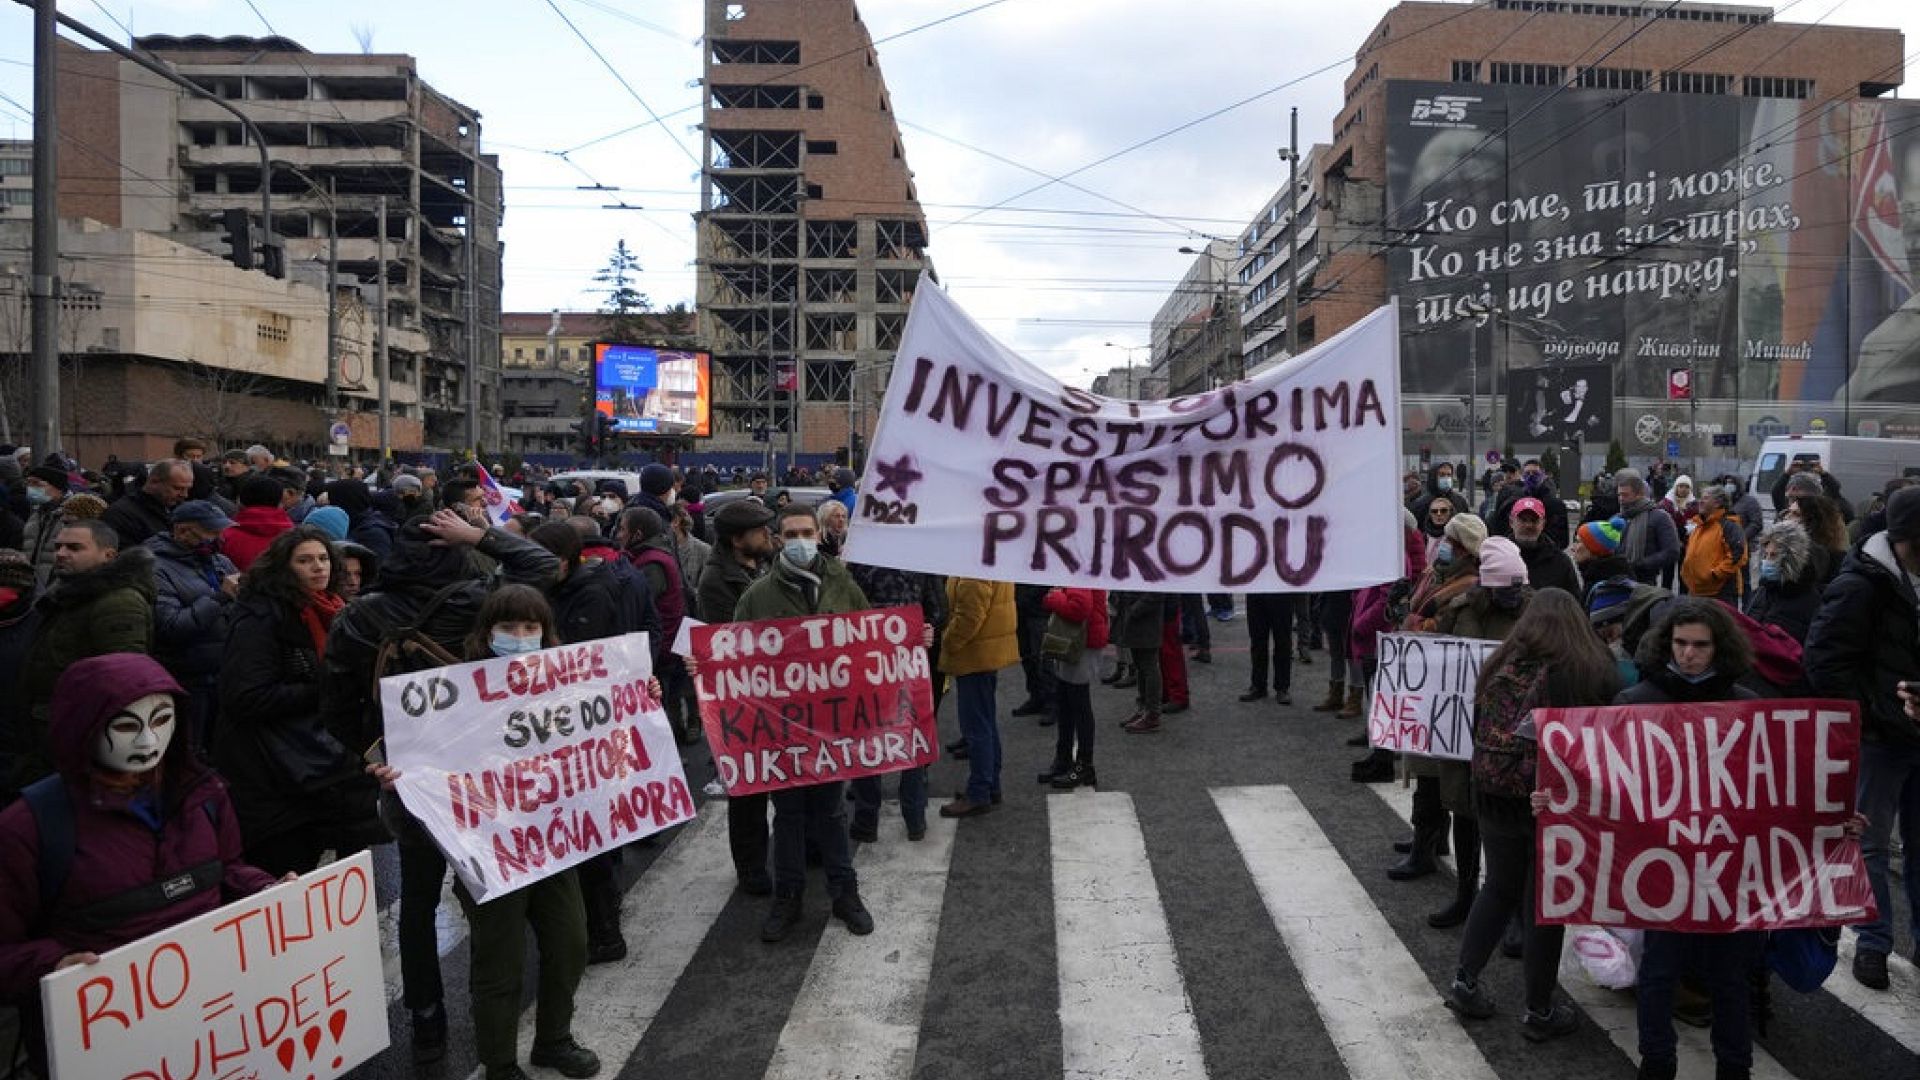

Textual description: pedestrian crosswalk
[351,781,1917,1080]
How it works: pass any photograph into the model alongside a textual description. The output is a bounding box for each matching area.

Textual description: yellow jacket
[939,577,1020,675]
[1680,509,1746,602]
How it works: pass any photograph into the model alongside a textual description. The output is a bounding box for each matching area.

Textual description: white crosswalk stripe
[1214,784,1501,1080]
[1050,790,1210,1080]
[1366,779,1818,1080]
[762,818,958,1080]
[1830,935,1920,1055]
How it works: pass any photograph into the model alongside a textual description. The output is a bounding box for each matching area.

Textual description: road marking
[1214,784,1498,1080]
[466,809,736,1080]
[761,821,958,1080]
[1364,782,1797,1079]
[1050,791,1209,1080]
[1832,935,1920,1055]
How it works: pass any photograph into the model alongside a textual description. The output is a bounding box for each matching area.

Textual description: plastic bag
[1572,926,1643,990]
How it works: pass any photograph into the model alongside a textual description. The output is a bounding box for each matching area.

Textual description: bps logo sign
[1410,95,1480,128]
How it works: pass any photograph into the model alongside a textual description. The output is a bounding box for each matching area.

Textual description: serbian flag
[474,463,522,528]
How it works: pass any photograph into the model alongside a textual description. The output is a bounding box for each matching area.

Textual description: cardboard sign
[1535,700,1876,933]
[691,606,937,795]
[382,632,693,902]
[842,277,1406,593]
[1366,632,1500,761]
[41,852,387,1080]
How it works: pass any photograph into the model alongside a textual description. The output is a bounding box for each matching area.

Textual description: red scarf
[299,589,347,657]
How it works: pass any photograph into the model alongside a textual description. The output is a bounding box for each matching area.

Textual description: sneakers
[832,890,875,935]
[1123,712,1162,734]
[1051,764,1097,790]
[949,788,1002,804]
[1519,1002,1578,1043]
[761,894,803,942]
[702,778,729,798]
[1112,670,1138,689]
[1039,761,1072,784]
[1853,947,1891,990]
[528,1037,602,1078]
[906,822,927,842]
[940,796,993,818]
[1191,648,1212,664]
[1011,700,1046,717]
[1274,688,1292,706]
[1443,974,1496,1020]
[1239,688,1268,703]
[410,1003,448,1066]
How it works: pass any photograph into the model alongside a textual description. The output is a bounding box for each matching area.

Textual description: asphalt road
[348,611,1919,1080]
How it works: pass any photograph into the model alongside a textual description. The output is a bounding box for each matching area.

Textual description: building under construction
[54,33,502,453]
[696,0,933,466]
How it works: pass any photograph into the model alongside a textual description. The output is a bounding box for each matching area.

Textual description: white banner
[41,852,387,1080]
[1366,632,1501,761]
[843,277,1405,592]
[381,633,693,902]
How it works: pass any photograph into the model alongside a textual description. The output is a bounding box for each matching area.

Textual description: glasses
[1429,508,1453,517]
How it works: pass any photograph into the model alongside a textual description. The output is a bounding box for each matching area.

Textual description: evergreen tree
[594,240,653,341]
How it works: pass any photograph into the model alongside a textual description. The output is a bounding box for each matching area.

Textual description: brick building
[696,0,934,465]
[1251,0,1911,470]
[52,33,504,452]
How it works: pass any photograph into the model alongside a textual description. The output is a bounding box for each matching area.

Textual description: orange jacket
[1681,509,1747,602]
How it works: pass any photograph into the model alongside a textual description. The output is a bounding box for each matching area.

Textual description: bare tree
[177,362,271,450]
[350,23,376,54]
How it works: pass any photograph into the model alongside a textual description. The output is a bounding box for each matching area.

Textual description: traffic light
[261,238,287,279]
[222,209,255,271]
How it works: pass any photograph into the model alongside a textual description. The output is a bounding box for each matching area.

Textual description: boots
[1311,680,1345,712]
[1336,685,1364,719]
[1387,777,1445,881]
[1427,816,1480,928]
[1349,747,1394,782]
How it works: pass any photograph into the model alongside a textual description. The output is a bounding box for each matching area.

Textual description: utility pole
[29,0,59,458]
[324,178,339,411]
[376,196,390,460]
[465,182,480,458]
[1283,106,1300,360]
[787,175,806,480]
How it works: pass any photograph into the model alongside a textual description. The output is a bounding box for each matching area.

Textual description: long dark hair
[1634,597,1753,682]
[1476,588,1620,707]
[463,584,560,660]
[240,525,340,610]
[1789,493,1848,553]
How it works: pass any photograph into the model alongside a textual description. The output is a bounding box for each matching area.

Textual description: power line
[538,0,699,167]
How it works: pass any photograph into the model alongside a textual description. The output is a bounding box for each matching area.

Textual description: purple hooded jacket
[0,653,276,1000]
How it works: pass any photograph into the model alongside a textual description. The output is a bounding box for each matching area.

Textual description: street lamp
[1103,341,1146,398]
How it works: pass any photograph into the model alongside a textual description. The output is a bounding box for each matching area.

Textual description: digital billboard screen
[1385,80,1920,450]
[594,344,711,437]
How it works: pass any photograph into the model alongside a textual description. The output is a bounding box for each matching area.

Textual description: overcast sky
[2,0,1917,384]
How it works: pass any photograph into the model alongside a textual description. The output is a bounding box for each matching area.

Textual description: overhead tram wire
[557,0,1024,156]
[537,0,699,167]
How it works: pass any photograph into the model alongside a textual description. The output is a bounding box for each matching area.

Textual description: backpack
[22,774,222,931]
[1471,663,1547,799]
[365,580,470,690]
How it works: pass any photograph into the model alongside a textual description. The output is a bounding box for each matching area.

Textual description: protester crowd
[0,434,1911,1080]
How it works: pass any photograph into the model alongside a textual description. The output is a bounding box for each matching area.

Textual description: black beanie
[1885,486,1920,545]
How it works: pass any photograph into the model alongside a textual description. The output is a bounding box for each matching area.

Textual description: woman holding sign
[1443,588,1620,1043]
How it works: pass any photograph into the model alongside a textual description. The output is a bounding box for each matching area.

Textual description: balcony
[178,97,405,126]
[185,144,407,169]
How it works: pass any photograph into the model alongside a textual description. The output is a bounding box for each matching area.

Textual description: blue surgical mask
[782,538,819,567]
[1437,477,1454,492]
[1757,558,1781,583]
[491,631,543,657]
[25,485,53,506]
[1434,540,1454,565]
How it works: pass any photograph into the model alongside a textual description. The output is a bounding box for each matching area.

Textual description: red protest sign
[1534,699,1875,934]
[691,605,937,795]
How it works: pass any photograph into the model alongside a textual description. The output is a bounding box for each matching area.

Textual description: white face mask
[93,693,176,774]
[782,537,819,567]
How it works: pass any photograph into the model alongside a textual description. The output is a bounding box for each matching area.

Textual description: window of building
[806,92,825,110]
[559,348,572,362]
[724,4,746,21]
[514,347,525,360]
[0,157,31,176]
[1,189,32,207]
[805,359,852,401]
[712,40,799,65]
[535,348,546,362]
[1743,75,1812,99]
[1488,62,1562,87]
[711,84,802,109]
[1575,66,1649,91]
[1451,60,1480,83]
[806,182,824,200]
[1660,71,1733,96]
[806,140,838,155]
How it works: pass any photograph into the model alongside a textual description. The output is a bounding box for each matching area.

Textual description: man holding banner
[732,502,877,943]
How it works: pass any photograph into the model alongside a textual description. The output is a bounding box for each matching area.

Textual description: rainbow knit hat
[1577,516,1625,557]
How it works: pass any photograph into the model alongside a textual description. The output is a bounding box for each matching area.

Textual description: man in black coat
[102,458,191,548]
[1804,487,1920,992]
[1508,497,1581,598]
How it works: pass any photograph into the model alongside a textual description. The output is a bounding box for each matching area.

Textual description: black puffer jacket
[1805,531,1920,750]
[548,559,630,644]
[1744,521,1822,641]
[320,526,560,754]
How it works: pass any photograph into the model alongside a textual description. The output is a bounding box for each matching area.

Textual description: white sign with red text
[41,852,387,1080]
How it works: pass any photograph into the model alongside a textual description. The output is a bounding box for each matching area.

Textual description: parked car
[547,470,645,498]
[702,486,831,528]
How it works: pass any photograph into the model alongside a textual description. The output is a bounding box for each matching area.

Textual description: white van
[1748,435,1920,519]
